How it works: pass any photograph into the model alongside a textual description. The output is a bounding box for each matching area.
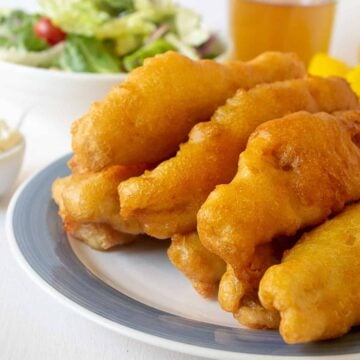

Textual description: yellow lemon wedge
[346,66,360,96]
[308,53,351,78]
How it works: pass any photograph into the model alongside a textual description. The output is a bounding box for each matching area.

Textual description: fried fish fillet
[168,232,226,298]
[259,203,360,344]
[219,237,298,329]
[235,295,280,331]
[218,247,277,322]
[70,51,306,172]
[197,111,360,281]
[63,222,135,250]
[119,77,359,239]
[52,165,147,250]
[220,270,281,331]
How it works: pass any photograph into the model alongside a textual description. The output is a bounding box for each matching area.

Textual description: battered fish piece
[219,237,298,329]
[168,232,226,298]
[219,247,275,310]
[198,111,360,281]
[71,51,306,172]
[235,295,280,331]
[119,77,359,239]
[259,203,360,344]
[52,165,146,250]
[220,269,280,330]
[64,222,135,250]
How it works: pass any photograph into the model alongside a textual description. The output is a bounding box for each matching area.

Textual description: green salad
[0,0,225,73]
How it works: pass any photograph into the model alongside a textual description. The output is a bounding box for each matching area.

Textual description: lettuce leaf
[99,0,134,14]
[96,12,155,39]
[114,34,143,56]
[134,0,174,12]
[0,42,64,67]
[0,10,49,52]
[39,0,110,36]
[133,0,175,24]
[164,33,199,60]
[174,8,210,47]
[123,38,173,71]
[59,35,120,73]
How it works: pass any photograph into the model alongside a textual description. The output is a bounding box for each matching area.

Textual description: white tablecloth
[0,114,206,360]
[1,1,359,359]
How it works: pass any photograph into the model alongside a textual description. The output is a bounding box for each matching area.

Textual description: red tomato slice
[34,17,66,46]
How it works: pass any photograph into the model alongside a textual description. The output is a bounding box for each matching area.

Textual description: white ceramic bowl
[0,50,229,152]
[0,60,128,138]
[0,137,25,198]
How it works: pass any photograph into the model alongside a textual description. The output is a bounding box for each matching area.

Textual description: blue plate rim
[5,154,360,360]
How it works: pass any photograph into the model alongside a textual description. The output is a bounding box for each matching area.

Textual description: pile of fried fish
[53,51,360,344]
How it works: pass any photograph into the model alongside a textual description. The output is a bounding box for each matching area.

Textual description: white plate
[7,155,360,360]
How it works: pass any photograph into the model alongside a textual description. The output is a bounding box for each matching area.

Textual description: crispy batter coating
[259,203,360,344]
[64,222,135,250]
[198,111,360,281]
[168,232,226,298]
[70,51,306,172]
[219,237,297,329]
[119,77,359,239]
[219,250,278,330]
[235,295,280,330]
[52,165,146,250]
[219,246,276,312]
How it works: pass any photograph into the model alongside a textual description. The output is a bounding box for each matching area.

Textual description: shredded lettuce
[59,35,119,73]
[174,8,210,47]
[99,0,134,14]
[133,0,175,23]
[39,0,110,36]
[123,38,173,71]
[0,10,49,52]
[164,33,199,60]
[0,0,224,73]
[0,42,64,67]
[134,0,174,12]
[96,12,155,39]
[114,34,143,56]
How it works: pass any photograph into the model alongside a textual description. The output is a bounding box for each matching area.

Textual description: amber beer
[229,0,336,65]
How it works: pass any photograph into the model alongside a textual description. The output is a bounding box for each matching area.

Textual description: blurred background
[3,0,359,64]
[0,0,359,176]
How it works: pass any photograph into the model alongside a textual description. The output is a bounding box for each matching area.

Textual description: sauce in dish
[0,119,22,153]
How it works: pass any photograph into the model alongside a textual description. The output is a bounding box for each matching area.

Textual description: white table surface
[1,1,360,359]
[1,118,210,360]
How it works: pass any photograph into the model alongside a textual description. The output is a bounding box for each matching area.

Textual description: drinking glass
[229,0,337,65]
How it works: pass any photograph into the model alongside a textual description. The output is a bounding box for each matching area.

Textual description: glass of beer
[229,0,337,65]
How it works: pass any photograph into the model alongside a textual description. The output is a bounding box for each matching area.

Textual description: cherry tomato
[34,18,66,46]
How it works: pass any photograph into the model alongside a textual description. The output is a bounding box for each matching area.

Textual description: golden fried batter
[70,51,306,172]
[198,111,360,281]
[219,248,278,330]
[52,165,146,250]
[219,237,298,329]
[235,295,280,330]
[259,203,360,344]
[119,77,358,239]
[219,246,275,310]
[168,232,226,298]
[64,222,135,250]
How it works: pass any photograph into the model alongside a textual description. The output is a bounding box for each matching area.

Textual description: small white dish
[0,137,25,197]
